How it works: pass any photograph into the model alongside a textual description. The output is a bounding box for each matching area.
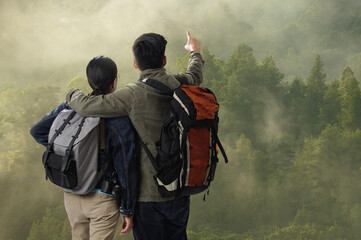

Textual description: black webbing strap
[211,127,228,163]
[48,111,77,149]
[100,118,106,150]
[141,74,189,96]
[173,74,189,85]
[43,111,77,166]
[215,134,228,163]
[61,116,87,172]
[99,118,109,173]
[138,135,160,171]
[141,78,173,96]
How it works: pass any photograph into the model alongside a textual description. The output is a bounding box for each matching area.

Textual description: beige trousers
[64,192,120,240]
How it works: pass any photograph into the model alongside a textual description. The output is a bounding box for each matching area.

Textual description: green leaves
[338,67,361,130]
[3,40,361,240]
[27,207,71,240]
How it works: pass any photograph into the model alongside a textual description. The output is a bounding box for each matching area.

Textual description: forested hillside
[187,46,361,240]
[277,0,361,82]
[2,0,361,239]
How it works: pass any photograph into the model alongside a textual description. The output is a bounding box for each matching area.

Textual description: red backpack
[139,76,228,198]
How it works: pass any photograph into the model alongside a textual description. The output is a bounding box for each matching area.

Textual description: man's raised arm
[183,31,204,86]
[66,87,134,118]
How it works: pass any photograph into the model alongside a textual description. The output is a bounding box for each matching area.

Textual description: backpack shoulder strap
[99,118,109,172]
[100,118,105,150]
[137,134,160,171]
[141,74,190,95]
[172,74,189,85]
[141,78,173,96]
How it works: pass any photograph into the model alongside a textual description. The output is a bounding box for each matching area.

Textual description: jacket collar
[138,68,166,82]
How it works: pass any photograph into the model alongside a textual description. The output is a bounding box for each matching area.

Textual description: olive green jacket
[66,51,204,202]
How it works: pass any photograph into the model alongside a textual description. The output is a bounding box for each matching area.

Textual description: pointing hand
[184,31,201,53]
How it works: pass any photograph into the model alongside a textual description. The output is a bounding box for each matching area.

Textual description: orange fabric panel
[187,127,210,187]
[181,86,219,120]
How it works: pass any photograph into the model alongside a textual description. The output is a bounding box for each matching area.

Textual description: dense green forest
[2,0,361,239]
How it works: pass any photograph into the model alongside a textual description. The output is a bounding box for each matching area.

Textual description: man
[66,31,203,240]
[31,56,136,240]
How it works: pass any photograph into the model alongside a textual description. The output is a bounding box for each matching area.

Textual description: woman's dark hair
[86,56,117,95]
[132,33,167,71]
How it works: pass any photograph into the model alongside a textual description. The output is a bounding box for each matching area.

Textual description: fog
[0,0,316,89]
[2,0,361,239]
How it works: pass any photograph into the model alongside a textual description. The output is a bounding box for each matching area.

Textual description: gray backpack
[42,109,107,195]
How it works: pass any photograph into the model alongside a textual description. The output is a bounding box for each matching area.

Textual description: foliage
[186,45,361,240]
[338,67,361,130]
[188,227,243,240]
[175,52,191,73]
[27,207,71,240]
[4,46,361,239]
[66,76,92,93]
[3,8,361,237]
[0,86,65,240]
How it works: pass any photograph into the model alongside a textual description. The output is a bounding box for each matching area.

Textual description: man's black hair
[86,56,117,95]
[132,33,167,71]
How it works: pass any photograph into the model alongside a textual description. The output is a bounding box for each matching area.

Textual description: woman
[30,56,136,240]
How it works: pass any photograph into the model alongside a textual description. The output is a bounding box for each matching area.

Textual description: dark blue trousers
[133,197,190,240]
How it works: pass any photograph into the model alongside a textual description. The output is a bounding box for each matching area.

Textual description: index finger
[186,30,191,40]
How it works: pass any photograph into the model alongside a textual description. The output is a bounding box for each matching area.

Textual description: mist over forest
[2,0,361,239]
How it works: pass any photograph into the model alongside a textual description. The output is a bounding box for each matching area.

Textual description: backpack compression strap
[43,110,77,166]
[61,116,87,172]
[48,111,77,150]
[60,117,108,173]
[215,133,229,163]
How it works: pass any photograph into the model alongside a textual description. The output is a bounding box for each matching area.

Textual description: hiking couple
[31,31,203,240]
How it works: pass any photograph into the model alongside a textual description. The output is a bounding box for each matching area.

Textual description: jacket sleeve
[30,102,68,147]
[110,118,137,217]
[66,86,134,118]
[183,51,204,86]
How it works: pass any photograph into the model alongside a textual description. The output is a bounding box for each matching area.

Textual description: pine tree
[221,43,258,111]
[304,55,327,135]
[350,53,361,85]
[257,55,284,96]
[220,44,258,139]
[201,47,225,96]
[319,79,342,128]
[283,77,307,142]
[338,66,361,130]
